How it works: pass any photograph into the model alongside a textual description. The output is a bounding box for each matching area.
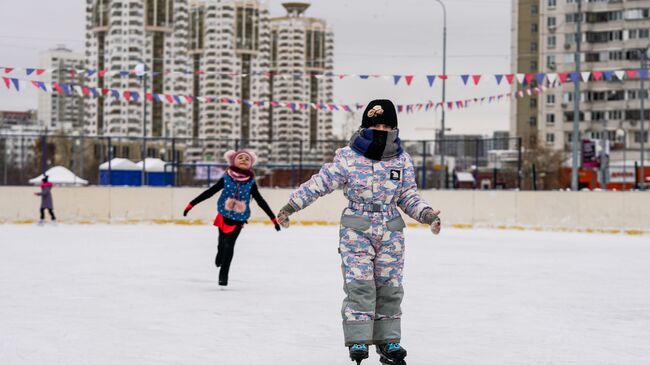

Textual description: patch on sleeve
[389,169,401,181]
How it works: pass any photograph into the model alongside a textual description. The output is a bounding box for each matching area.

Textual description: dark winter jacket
[37,182,54,209]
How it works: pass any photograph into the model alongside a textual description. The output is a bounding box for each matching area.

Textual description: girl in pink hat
[183,149,280,286]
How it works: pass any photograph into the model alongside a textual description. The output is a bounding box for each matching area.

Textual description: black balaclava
[361,99,398,129]
[42,175,49,183]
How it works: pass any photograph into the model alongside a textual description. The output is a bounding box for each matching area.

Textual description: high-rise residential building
[37,46,85,132]
[270,2,334,163]
[188,0,272,162]
[538,0,649,164]
[0,110,42,170]
[511,0,542,149]
[84,0,190,147]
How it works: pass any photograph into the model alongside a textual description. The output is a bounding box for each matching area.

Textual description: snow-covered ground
[0,224,649,365]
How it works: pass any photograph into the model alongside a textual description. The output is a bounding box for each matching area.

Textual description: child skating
[34,175,56,225]
[276,100,441,365]
[183,149,281,286]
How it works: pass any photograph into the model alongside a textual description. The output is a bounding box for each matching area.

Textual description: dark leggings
[215,225,243,285]
[40,208,56,220]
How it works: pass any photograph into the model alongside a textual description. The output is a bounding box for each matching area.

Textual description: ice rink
[1,224,649,365]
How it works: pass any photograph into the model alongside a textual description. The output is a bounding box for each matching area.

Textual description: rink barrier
[1,187,648,235]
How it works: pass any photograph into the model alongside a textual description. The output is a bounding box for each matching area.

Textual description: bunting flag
[495,74,504,85]
[0,74,562,115]
[426,75,436,87]
[393,75,402,85]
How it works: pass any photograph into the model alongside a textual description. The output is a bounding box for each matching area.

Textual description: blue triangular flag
[62,83,72,95]
[120,71,130,77]
[393,75,402,85]
[426,75,436,87]
[359,75,369,79]
[173,95,181,104]
[569,72,580,82]
[154,94,162,103]
[536,73,546,85]
[11,78,20,91]
[603,71,614,81]
[130,91,140,102]
[111,89,120,99]
[26,68,35,76]
[460,75,470,85]
[37,81,47,91]
[90,87,99,97]
[86,69,96,77]
[639,69,649,79]
[495,74,503,85]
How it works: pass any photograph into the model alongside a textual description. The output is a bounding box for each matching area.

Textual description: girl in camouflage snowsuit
[277,99,441,365]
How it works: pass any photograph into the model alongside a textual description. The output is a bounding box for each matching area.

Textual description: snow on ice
[1,224,649,364]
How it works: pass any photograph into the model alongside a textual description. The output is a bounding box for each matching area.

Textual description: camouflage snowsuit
[288,146,432,346]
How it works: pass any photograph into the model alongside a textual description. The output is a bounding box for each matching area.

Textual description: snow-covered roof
[29,166,88,185]
[99,158,140,171]
[456,172,475,183]
[135,158,171,173]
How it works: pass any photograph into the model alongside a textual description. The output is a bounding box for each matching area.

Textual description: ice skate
[348,344,369,365]
[376,343,407,365]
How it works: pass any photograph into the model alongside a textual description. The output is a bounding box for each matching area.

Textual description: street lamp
[434,0,447,189]
[135,63,147,186]
[639,46,649,190]
[616,128,627,189]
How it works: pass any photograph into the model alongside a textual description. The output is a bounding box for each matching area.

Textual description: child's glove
[183,203,193,217]
[272,218,281,231]
[420,208,442,235]
[276,204,295,229]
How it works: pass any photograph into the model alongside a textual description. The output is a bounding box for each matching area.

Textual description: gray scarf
[349,128,403,161]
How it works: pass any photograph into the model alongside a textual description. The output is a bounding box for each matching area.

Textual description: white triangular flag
[614,71,625,81]
[547,73,558,84]
[73,85,84,96]
[581,72,591,82]
[516,73,526,84]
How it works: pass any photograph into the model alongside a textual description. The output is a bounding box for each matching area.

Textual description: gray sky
[0,0,512,139]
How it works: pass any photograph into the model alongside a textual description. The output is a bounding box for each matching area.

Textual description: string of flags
[2,75,558,113]
[1,65,649,87]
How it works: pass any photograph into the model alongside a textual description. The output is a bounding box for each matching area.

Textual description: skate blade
[379,358,406,365]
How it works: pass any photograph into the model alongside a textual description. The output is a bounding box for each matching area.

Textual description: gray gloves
[420,208,442,235]
[276,204,295,229]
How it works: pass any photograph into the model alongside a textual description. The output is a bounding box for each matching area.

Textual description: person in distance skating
[34,175,56,225]
[183,149,281,287]
[276,100,441,365]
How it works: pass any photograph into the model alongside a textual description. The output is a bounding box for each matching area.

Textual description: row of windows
[545,131,648,146]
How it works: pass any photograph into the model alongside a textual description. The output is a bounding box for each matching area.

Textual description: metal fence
[0,132,523,189]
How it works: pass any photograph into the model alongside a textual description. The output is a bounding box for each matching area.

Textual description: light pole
[571,0,582,191]
[434,0,447,189]
[136,63,147,186]
[640,45,649,190]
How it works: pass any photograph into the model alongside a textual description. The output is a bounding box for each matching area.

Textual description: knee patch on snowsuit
[373,285,404,344]
[341,279,376,345]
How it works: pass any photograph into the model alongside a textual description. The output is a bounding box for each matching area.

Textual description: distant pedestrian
[35,175,56,224]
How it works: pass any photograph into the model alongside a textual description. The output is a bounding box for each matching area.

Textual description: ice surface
[1,224,649,364]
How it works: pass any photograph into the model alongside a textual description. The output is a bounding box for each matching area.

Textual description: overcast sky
[0,0,513,139]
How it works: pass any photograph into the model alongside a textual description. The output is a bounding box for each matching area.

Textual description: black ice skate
[348,344,369,365]
[376,343,407,365]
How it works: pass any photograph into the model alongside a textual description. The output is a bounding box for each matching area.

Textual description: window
[530,98,538,108]
[608,110,622,120]
[529,117,537,127]
[629,29,638,39]
[548,35,556,48]
[532,4,538,15]
[531,23,538,33]
[546,133,555,144]
[591,111,606,121]
[546,113,556,124]
[548,0,557,7]
[531,42,538,52]
[640,29,650,38]
[547,94,556,105]
[548,17,556,28]
[547,55,556,68]
[634,131,649,143]
[530,60,538,71]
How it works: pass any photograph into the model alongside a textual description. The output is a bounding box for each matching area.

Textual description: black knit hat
[361,99,398,129]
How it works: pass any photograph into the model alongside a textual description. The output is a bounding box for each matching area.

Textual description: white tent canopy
[456,172,476,183]
[29,166,88,186]
[99,158,140,171]
[135,158,170,173]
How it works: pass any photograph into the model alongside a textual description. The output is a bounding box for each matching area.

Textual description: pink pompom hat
[224,149,257,167]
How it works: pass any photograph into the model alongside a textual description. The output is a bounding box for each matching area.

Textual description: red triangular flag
[146,93,154,102]
[505,74,514,84]
[558,73,568,84]
[102,88,110,95]
[592,71,603,81]
[82,86,90,96]
[31,80,40,89]
[2,77,10,89]
[36,69,46,76]
[123,91,131,101]
[404,75,414,86]
[4,67,14,74]
[438,75,448,80]
[626,70,637,79]
[98,70,107,77]
[525,73,535,84]
[472,75,481,85]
